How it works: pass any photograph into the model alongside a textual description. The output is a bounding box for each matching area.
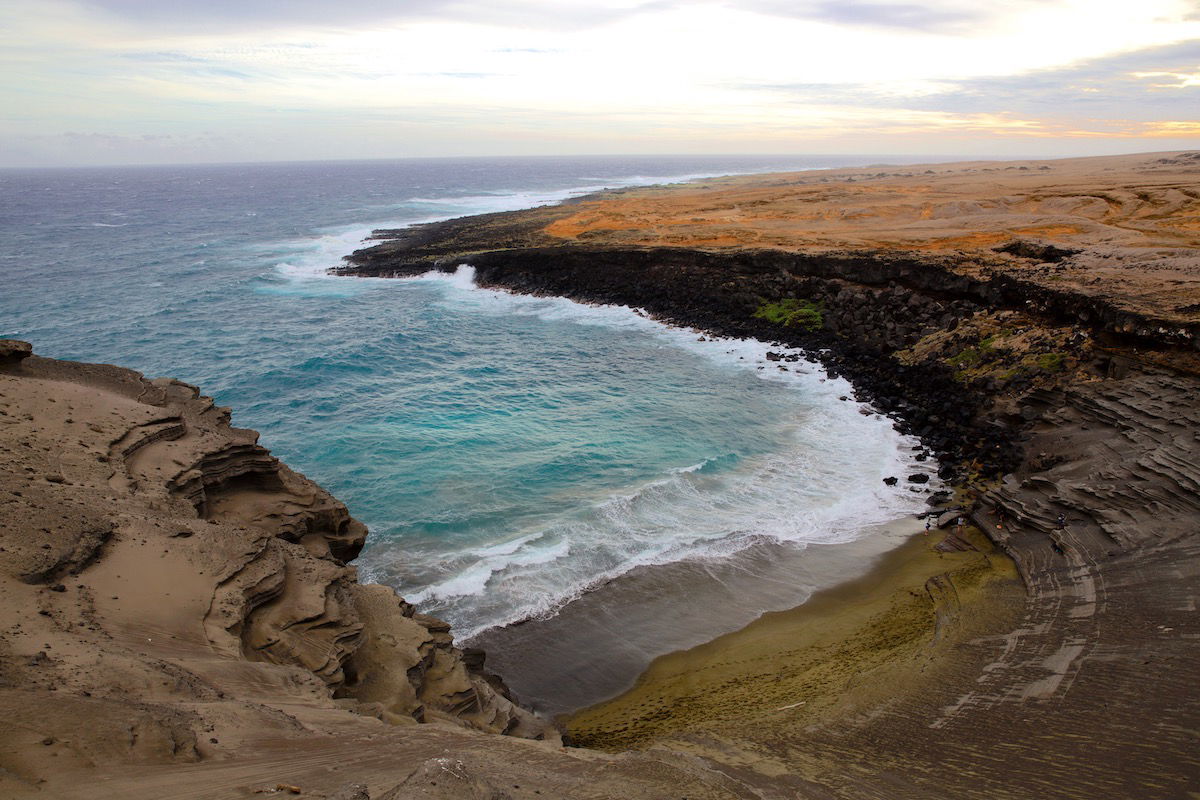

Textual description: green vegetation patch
[754,298,824,331]
[946,347,982,368]
[1036,352,1068,372]
[945,329,1018,380]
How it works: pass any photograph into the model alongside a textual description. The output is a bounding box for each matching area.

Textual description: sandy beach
[4,151,1199,798]
[566,525,1021,752]
[473,517,945,716]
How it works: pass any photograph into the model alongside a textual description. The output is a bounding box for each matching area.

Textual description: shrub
[946,347,982,367]
[1037,352,1067,371]
[753,299,824,331]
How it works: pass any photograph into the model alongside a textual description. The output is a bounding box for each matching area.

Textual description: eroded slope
[0,341,758,800]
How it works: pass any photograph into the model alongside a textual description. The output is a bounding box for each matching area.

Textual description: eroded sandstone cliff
[0,340,764,799]
[5,152,1197,799]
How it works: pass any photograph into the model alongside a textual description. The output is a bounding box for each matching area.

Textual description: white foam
[671,458,716,475]
[260,165,796,289]
[409,534,571,605]
[268,223,381,281]
[398,169,757,217]
[374,265,938,639]
[416,263,482,291]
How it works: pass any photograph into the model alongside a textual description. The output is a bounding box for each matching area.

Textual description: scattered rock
[328,784,370,800]
[926,490,953,506]
[0,339,32,365]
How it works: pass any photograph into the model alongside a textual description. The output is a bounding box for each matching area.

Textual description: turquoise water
[0,155,934,638]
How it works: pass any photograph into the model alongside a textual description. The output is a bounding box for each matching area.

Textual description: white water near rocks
[361,266,936,641]
[0,156,947,706]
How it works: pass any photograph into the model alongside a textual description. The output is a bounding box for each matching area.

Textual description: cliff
[4,151,1196,798]
[0,341,756,799]
[336,151,1200,797]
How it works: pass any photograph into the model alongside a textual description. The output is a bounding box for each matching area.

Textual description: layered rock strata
[4,151,1197,798]
[1,343,763,799]
[335,152,1200,797]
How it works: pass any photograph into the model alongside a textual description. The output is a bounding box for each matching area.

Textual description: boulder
[0,339,32,365]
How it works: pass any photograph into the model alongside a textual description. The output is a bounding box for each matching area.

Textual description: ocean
[0,154,939,709]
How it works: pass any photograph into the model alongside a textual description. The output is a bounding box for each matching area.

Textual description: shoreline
[356,265,946,716]
[566,524,1022,752]
[470,514,940,717]
[333,150,1200,796]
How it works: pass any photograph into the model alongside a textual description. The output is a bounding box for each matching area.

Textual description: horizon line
[2,148,1194,172]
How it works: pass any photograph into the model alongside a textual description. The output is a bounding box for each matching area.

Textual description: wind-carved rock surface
[950,369,1200,711]
[7,345,765,799]
[4,153,1198,799]
[30,352,541,733]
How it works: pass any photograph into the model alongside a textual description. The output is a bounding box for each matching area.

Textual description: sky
[1,0,1198,166]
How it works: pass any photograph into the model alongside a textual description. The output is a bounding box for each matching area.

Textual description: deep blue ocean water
[0,155,935,638]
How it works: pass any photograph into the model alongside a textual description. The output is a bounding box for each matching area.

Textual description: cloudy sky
[2,0,1198,166]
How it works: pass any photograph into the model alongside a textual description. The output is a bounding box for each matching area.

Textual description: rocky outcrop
[339,217,1198,482]
[27,352,542,734]
[331,153,1200,797]
[0,338,32,365]
[3,345,701,799]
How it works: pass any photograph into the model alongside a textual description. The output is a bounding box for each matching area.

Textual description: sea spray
[358,265,935,639]
[0,155,942,645]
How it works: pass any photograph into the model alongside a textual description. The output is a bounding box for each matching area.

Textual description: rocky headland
[0,341,755,799]
[2,151,1197,798]
[336,151,1200,797]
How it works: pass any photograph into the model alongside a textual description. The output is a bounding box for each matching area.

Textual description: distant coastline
[335,150,1200,796]
[2,151,1197,798]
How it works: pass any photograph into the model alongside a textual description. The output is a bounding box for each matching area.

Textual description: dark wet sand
[471,517,928,716]
[566,525,1021,751]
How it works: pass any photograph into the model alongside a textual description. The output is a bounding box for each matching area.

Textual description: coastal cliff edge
[336,151,1200,798]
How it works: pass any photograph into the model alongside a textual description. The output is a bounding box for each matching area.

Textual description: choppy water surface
[0,155,935,639]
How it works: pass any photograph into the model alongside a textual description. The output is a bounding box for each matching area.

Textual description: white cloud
[1,0,1198,165]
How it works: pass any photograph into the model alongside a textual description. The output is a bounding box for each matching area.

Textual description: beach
[566,524,1022,752]
[474,517,947,716]
[3,151,1198,798]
